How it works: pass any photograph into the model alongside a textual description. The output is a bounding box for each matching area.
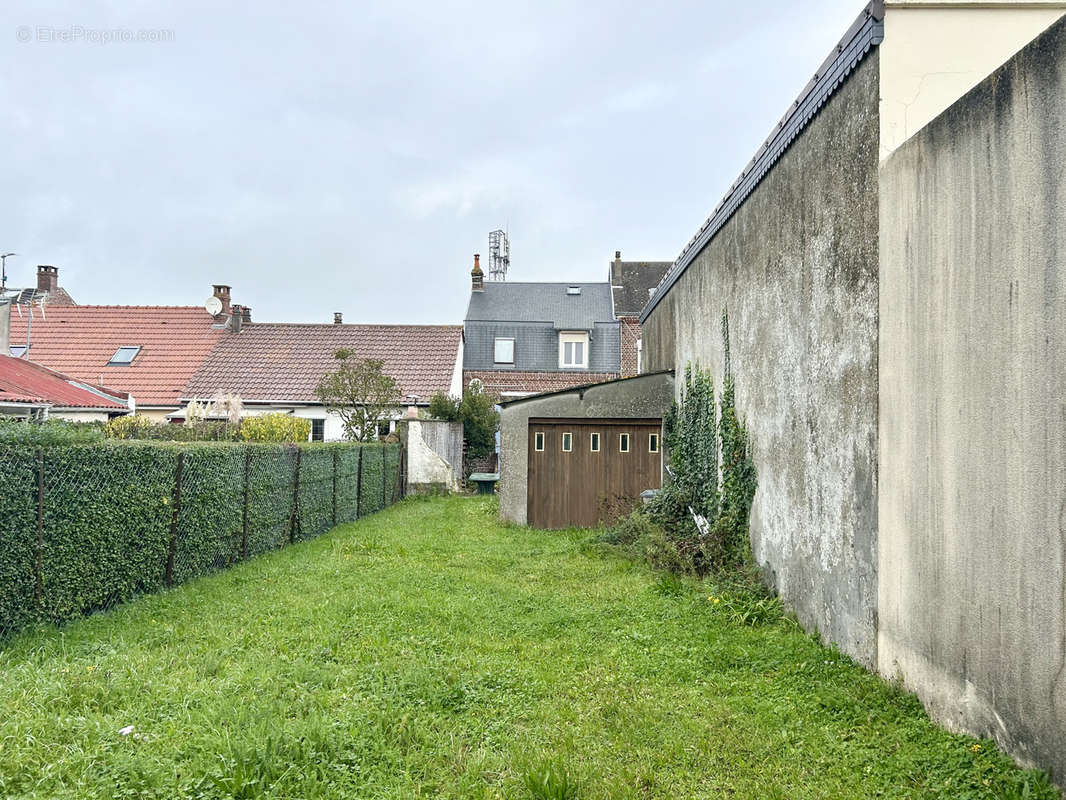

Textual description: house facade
[181,321,463,441]
[461,255,621,399]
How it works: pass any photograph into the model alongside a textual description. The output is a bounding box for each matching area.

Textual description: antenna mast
[488,230,509,281]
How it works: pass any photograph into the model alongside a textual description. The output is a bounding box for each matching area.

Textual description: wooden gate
[527,418,663,529]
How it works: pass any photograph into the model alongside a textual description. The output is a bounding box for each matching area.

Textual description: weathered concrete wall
[400,419,463,493]
[643,54,881,666]
[499,372,675,525]
[878,18,1066,781]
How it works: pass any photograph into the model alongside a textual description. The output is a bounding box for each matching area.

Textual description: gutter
[640,0,885,323]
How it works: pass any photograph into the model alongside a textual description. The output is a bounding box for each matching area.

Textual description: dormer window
[494,337,515,364]
[559,331,589,369]
[108,346,141,366]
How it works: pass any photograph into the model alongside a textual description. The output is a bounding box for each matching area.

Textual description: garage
[498,371,674,529]
[527,418,663,528]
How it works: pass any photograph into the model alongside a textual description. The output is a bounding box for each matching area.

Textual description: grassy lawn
[0,496,1056,799]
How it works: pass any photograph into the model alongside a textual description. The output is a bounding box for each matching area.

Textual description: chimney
[212,284,232,317]
[37,265,58,294]
[471,253,484,292]
[614,250,622,262]
[333,312,343,325]
[230,303,250,333]
[241,305,251,325]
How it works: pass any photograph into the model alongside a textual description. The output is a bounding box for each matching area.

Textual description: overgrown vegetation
[238,413,311,443]
[606,311,757,577]
[315,351,401,442]
[428,382,499,459]
[0,496,1055,799]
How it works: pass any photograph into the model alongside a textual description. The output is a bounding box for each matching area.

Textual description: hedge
[0,440,403,637]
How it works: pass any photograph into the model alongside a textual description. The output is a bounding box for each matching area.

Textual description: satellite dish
[205,296,223,316]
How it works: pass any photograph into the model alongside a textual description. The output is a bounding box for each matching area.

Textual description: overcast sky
[2,0,862,324]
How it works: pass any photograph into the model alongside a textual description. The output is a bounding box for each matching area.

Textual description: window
[9,345,27,357]
[108,346,141,366]
[561,432,573,452]
[566,286,581,295]
[619,433,630,453]
[558,332,589,368]
[494,337,515,364]
[649,433,659,453]
[534,432,545,451]
[590,432,600,452]
[311,419,325,442]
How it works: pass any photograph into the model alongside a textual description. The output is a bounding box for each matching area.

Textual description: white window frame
[558,331,589,369]
[649,432,659,453]
[590,432,600,452]
[494,337,515,364]
[619,432,630,453]
[534,431,545,451]
[561,432,573,452]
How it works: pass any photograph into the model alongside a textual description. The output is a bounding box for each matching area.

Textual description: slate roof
[182,324,462,403]
[0,354,128,409]
[609,260,672,316]
[464,282,616,330]
[8,305,225,407]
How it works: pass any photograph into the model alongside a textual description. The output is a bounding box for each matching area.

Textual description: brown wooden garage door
[527,418,663,529]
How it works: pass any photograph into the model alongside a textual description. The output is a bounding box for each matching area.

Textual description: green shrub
[0,418,104,445]
[296,446,335,540]
[104,414,153,439]
[38,442,176,622]
[0,439,402,636]
[240,414,311,443]
[0,448,38,635]
[428,385,498,459]
[171,444,244,583]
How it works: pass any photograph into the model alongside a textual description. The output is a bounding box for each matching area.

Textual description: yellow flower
[971,744,981,753]
[162,496,169,505]
[713,598,720,604]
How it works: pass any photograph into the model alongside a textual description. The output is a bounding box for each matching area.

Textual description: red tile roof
[182,323,463,403]
[0,355,128,409]
[9,305,224,407]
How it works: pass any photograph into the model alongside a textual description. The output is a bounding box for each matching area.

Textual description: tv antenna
[0,253,15,292]
[488,230,509,281]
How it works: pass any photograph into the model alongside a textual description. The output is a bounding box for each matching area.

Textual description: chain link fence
[0,440,403,637]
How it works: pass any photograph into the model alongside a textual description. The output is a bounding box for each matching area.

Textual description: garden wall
[0,440,403,637]
[878,18,1066,780]
[642,53,882,666]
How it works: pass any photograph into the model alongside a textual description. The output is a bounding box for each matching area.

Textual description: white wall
[880,0,1066,160]
[49,409,112,423]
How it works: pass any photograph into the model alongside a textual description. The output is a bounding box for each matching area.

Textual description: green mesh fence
[0,439,403,637]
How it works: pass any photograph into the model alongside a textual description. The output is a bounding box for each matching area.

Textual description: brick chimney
[333,312,343,324]
[212,285,232,317]
[37,265,59,293]
[471,253,484,292]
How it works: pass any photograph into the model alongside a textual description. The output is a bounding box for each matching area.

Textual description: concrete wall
[643,54,881,666]
[879,1,1066,161]
[499,371,674,525]
[401,419,463,493]
[878,17,1066,781]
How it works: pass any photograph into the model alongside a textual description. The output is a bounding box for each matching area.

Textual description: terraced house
[461,254,621,398]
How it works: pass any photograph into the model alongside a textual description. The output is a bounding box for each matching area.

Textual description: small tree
[427,384,499,459]
[314,350,401,442]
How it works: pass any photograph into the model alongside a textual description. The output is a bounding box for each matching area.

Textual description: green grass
[0,496,1057,799]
